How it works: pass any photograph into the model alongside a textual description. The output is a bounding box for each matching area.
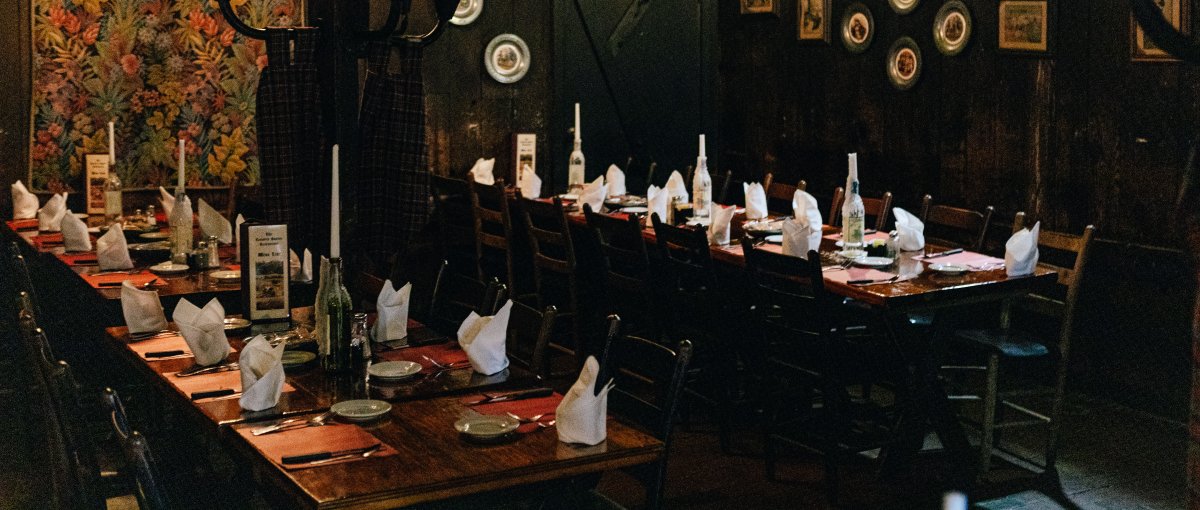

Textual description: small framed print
[513,133,537,184]
[1131,0,1189,61]
[240,223,291,323]
[85,154,109,215]
[798,0,832,43]
[998,0,1051,54]
[740,0,779,16]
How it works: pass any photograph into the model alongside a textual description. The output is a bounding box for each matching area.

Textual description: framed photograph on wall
[740,0,780,16]
[998,0,1052,54]
[84,154,110,215]
[1131,0,1189,61]
[798,0,832,43]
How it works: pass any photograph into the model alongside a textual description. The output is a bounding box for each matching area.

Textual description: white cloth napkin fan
[289,248,313,282]
[744,182,767,220]
[159,186,175,218]
[38,192,67,232]
[121,281,167,334]
[893,207,925,252]
[664,170,688,203]
[61,210,92,252]
[469,158,496,185]
[198,199,232,244]
[647,185,668,227]
[96,224,134,270]
[708,204,735,246]
[556,355,615,446]
[173,298,231,366]
[11,180,38,219]
[606,165,627,196]
[373,280,412,342]
[580,176,607,213]
[518,165,542,199]
[239,335,286,411]
[457,299,512,376]
[782,190,823,259]
[1005,222,1040,277]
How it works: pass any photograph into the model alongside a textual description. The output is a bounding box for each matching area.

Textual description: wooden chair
[711,169,733,204]
[102,388,170,510]
[645,161,659,188]
[948,222,1096,477]
[828,188,893,232]
[762,173,808,214]
[584,204,657,338]
[595,316,693,510]
[741,238,898,504]
[431,175,476,277]
[918,195,994,252]
[428,259,506,332]
[469,179,517,293]
[6,241,41,318]
[505,302,556,381]
[517,197,584,367]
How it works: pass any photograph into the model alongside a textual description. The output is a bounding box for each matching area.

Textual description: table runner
[127,334,193,361]
[466,393,563,433]
[377,342,468,374]
[80,271,159,289]
[236,421,397,470]
[6,219,38,231]
[56,252,98,266]
[163,368,294,402]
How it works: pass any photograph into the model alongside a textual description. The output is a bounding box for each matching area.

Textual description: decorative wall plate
[484,34,531,84]
[841,3,875,53]
[450,0,483,26]
[886,37,923,90]
[933,0,972,56]
[889,0,919,14]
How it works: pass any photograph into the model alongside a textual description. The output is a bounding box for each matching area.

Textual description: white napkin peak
[457,299,512,375]
[606,165,627,196]
[96,224,133,270]
[198,199,232,244]
[120,281,167,334]
[556,355,615,446]
[1005,222,1040,277]
[744,182,767,220]
[173,298,231,366]
[11,180,38,219]
[239,335,286,411]
[373,280,412,342]
[893,207,925,252]
[470,158,496,185]
[61,209,92,252]
[38,192,68,232]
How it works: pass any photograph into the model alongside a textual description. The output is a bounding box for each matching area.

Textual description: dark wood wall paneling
[0,0,30,218]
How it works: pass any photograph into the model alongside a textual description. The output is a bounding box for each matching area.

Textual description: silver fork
[421,355,471,371]
[505,412,546,424]
[823,261,852,272]
[252,411,332,436]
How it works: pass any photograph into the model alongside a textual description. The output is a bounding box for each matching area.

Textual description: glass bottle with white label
[568,140,585,191]
[104,166,122,225]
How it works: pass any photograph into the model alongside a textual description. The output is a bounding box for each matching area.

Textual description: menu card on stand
[240,223,291,324]
[85,154,110,215]
[513,133,537,184]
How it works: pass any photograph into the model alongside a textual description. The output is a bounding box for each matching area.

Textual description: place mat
[236,421,397,470]
[376,342,468,373]
[824,267,904,286]
[31,233,64,248]
[915,250,1004,270]
[163,368,295,402]
[466,393,563,433]
[6,219,38,231]
[128,334,193,361]
[81,272,159,289]
[56,252,98,266]
[822,230,891,243]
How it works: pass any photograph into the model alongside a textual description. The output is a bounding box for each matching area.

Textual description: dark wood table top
[226,396,664,510]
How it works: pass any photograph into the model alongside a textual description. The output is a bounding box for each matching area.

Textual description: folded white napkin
[556,355,615,446]
[646,185,667,227]
[61,209,92,252]
[665,171,688,203]
[373,280,412,342]
[456,299,512,376]
[38,192,67,232]
[744,182,767,220]
[234,214,244,261]
[606,165,626,196]
[173,298,231,366]
[159,186,175,218]
[708,204,735,245]
[198,199,232,244]
[783,190,823,258]
[518,165,542,199]
[11,180,38,219]
[580,176,607,213]
[121,280,168,334]
[288,248,313,282]
[238,334,286,411]
[1005,221,1040,277]
[469,158,496,185]
[892,207,925,252]
[96,224,133,270]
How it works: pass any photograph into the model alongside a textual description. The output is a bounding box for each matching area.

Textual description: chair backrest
[584,205,651,295]
[650,213,718,293]
[762,174,806,214]
[711,169,733,204]
[518,197,577,276]
[828,188,893,231]
[740,236,834,340]
[46,359,103,510]
[505,302,556,380]
[645,161,659,188]
[918,195,994,252]
[600,316,693,443]
[431,175,476,271]
[428,259,504,330]
[103,388,170,510]
[469,180,515,287]
[6,242,40,318]
[1007,215,1095,353]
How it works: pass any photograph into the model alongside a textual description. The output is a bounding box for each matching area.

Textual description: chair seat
[953,329,1050,358]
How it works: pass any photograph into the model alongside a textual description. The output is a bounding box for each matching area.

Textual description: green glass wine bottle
[320,257,354,373]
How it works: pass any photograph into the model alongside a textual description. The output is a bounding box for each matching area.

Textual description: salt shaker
[206,235,220,268]
[146,205,157,227]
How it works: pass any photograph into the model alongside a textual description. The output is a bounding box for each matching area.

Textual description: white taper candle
[108,121,115,165]
[177,139,186,189]
[699,134,706,159]
[574,103,581,142]
[331,144,340,259]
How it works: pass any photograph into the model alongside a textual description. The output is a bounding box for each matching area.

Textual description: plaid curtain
[257,28,324,251]
[354,42,431,262]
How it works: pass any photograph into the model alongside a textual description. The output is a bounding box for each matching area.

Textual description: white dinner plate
[73,213,88,219]
[223,317,251,331]
[620,206,649,214]
[853,256,895,268]
[87,227,101,234]
[454,415,519,439]
[764,235,783,244]
[149,262,189,274]
[210,270,241,284]
[928,263,969,275]
[743,219,784,234]
[139,231,170,240]
[368,361,422,380]
[557,194,579,201]
[331,399,392,422]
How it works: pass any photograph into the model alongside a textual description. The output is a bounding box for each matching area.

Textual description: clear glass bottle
[206,235,220,268]
[568,139,585,191]
[146,205,157,228]
[314,256,330,356]
[842,179,866,255]
[169,184,193,264]
[350,312,370,373]
[320,258,354,373]
[192,240,209,269]
[104,167,123,225]
[692,159,711,219]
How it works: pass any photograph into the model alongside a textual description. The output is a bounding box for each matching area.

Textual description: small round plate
[149,262,189,274]
[764,234,783,244]
[281,350,316,368]
[450,0,483,25]
[368,361,422,380]
[454,415,519,439]
[841,3,875,54]
[210,270,241,284]
[854,256,895,268]
[620,206,649,214]
[933,0,972,56]
[331,399,392,422]
[744,219,784,235]
[130,241,171,251]
[73,213,89,219]
[484,34,531,84]
[557,193,579,201]
[139,231,170,240]
[889,0,919,14]
[886,37,923,91]
[838,249,867,259]
[928,263,969,275]
[223,317,251,331]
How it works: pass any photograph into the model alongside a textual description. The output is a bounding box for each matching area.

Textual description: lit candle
[699,134,706,159]
[177,139,186,190]
[107,121,115,165]
[848,152,858,179]
[574,103,581,142]
[330,144,340,259]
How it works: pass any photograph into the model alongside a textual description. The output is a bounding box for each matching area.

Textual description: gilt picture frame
[798,0,833,43]
[1131,0,1189,61]
[741,0,780,16]
[998,0,1052,55]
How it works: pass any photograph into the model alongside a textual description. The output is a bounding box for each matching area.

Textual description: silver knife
[175,362,239,377]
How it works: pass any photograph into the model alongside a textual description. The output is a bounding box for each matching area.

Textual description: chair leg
[978,354,1000,479]
[1045,350,1070,470]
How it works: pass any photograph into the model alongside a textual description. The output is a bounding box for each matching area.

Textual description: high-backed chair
[711,169,733,205]
[505,302,557,381]
[584,205,657,338]
[918,195,994,252]
[469,179,517,293]
[428,259,506,332]
[102,388,170,510]
[517,197,585,367]
[948,221,1096,477]
[762,174,808,214]
[431,175,476,276]
[829,188,894,232]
